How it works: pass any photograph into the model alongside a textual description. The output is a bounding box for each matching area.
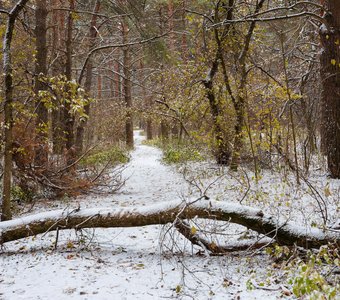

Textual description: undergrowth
[80,145,129,167]
[266,244,340,299]
[144,138,204,164]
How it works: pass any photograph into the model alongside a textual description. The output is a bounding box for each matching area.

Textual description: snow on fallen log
[0,199,339,249]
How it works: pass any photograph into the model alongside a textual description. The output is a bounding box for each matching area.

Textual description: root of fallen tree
[0,199,339,252]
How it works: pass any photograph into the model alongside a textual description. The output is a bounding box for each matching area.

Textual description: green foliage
[39,75,92,118]
[288,246,339,300]
[265,244,340,300]
[11,185,34,204]
[145,138,204,164]
[80,146,129,167]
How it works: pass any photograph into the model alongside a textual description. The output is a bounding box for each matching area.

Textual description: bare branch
[78,32,169,84]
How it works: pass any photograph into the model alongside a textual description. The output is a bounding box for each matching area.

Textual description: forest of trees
[1,1,340,298]
[0,0,339,219]
[1,0,340,219]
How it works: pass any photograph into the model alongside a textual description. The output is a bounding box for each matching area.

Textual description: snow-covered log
[0,199,339,249]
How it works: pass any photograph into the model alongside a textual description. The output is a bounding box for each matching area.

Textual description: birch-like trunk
[1,0,30,221]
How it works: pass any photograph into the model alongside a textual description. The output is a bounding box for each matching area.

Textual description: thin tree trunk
[168,0,175,51]
[75,0,101,154]
[51,0,65,154]
[34,0,48,168]
[180,0,187,62]
[114,62,121,98]
[122,17,134,148]
[64,0,76,165]
[141,59,153,140]
[1,0,29,221]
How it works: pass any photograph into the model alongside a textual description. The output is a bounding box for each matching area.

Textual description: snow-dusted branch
[0,199,339,249]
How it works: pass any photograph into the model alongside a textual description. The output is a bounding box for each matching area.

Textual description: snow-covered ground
[0,130,338,299]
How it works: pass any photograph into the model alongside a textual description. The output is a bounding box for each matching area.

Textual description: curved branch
[78,32,169,84]
[211,12,325,28]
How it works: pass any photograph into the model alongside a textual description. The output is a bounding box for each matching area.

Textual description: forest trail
[112,130,189,205]
[0,130,280,300]
[40,130,190,211]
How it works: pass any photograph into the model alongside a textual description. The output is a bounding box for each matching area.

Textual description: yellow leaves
[190,226,197,235]
[324,183,331,197]
[133,263,145,270]
[71,12,80,21]
[331,59,337,66]
[209,241,217,250]
[186,14,194,23]
[66,241,75,249]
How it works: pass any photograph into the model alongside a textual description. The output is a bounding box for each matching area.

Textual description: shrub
[80,146,129,167]
[287,246,340,299]
[144,138,204,164]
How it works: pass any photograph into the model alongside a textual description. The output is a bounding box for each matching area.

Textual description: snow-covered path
[0,131,280,300]
[66,130,192,211]
[112,130,189,206]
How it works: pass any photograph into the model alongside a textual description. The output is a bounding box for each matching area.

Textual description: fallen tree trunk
[175,219,274,254]
[0,199,339,249]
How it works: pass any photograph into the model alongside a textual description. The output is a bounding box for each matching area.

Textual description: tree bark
[64,0,76,165]
[320,0,340,178]
[51,0,65,154]
[122,17,134,148]
[34,0,48,168]
[75,0,101,155]
[202,54,231,165]
[230,0,265,171]
[0,200,338,249]
[141,59,153,140]
[201,1,235,165]
[1,0,30,221]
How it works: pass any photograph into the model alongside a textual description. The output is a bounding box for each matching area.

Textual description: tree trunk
[146,117,153,140]
[122,17,134,148]
[230,99,245,171]
[51,0,65,154]
[114,62,121,98]
[168,0,175,52]
[64,0,76,165]
[1,0,29,221]
[75,0,101,155]
[202,46,231,164]
[201,1,235,165]
[0,200,338,249]
[230,0,265,171]
[180,0,188,62]
[34,0,48,168]
[320,1,340,178]
[141,59,153,140]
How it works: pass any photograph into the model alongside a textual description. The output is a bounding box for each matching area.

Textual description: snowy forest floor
[1,130,339,300]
